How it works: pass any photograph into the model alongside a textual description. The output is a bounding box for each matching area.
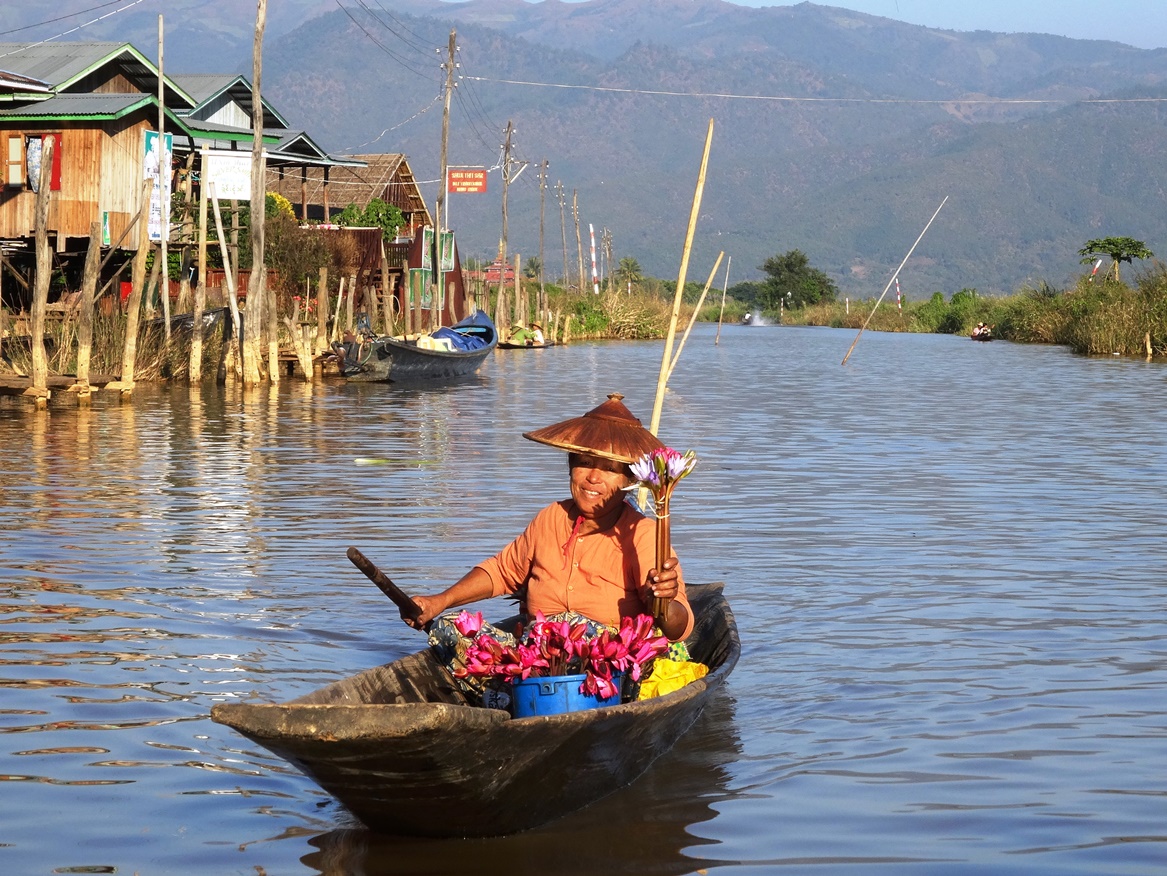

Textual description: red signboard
[447,167,487,194]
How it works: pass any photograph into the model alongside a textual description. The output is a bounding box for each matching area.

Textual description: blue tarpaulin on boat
[432,326,488,351]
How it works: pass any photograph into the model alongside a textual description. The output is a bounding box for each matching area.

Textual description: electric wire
[463,74,1167,105]
[0,0,148,60]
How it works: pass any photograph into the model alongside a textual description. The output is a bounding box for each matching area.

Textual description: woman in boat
[402,393,694,643]
[508,322,545,346]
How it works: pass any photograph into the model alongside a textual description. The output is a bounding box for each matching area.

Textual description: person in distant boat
[972,322,992,339]
[508,323,544,345]
[742,311,752,325]
[402,393,694,643]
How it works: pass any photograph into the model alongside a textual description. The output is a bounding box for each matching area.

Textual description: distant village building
[0,42,362,305]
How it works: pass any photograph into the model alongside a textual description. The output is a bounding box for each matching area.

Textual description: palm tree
[615,257,644,292]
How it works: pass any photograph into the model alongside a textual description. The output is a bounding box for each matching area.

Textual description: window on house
[24,133,62,192]
[4,133,23,187]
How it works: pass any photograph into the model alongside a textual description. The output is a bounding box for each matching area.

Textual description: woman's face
[568,453,633,520]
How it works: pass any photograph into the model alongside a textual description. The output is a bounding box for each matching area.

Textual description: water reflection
[300,693,742,876]
[3,326,1167,874]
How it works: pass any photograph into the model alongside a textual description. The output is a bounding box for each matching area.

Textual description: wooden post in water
[346,270,356,332]
[30,135,54,407]
[75,221,101,402]
[406,261,417,337]
[250,0,272,386]
[190,161,208,381]
[380,241,391,335]
[118,177,155,396]
[209,183,244,377]
[315,265,329,355]
[157,14,172,343]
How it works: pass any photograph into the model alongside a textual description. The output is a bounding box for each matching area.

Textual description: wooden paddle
[346,546,425,626]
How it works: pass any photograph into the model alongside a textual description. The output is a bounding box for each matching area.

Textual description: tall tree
[1078,236,1153,283]
[759,249,837,309]
[615,257,643,291]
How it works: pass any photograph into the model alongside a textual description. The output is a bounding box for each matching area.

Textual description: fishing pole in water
[841,195,949,366]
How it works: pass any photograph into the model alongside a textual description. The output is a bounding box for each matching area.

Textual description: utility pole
[556,180,568,287]
[499,120,528,309]
[435,28,456,326]
[538,158,548,313]
[572,189,583,293]
[601,227,613,294]
[499,120,513,305]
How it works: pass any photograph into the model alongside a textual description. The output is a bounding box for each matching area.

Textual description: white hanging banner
[203,150,253,201]
[144,130,172,242]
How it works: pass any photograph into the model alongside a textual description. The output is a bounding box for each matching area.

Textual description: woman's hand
[403,594,442,629]
[643,556,680,604]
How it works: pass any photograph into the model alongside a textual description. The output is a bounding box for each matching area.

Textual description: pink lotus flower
[456,612,668,702]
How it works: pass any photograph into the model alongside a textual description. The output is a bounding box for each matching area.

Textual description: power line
[462,75,1167,105]
[0,0,130,36]
[0,0,148,58]
[333,0,432,78]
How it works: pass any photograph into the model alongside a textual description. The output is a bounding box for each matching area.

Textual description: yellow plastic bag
[637,660,708,700]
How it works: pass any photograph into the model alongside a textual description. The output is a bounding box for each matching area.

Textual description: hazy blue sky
[732,1,1167,50]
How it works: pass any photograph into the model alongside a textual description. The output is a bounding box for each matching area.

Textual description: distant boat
[971,324,993,342]
[333,310,497,382]
[497,339,556,349]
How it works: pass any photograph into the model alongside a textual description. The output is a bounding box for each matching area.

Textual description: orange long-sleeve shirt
[476,499,694,640]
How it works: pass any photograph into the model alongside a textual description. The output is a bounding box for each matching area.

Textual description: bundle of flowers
[452,611,669,701]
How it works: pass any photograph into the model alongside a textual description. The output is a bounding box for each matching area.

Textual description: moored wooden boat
[211,582,739,837]
[336,309,497,382]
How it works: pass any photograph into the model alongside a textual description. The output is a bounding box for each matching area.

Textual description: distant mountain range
[19,0,1167,294]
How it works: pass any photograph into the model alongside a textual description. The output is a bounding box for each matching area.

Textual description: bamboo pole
[157,14,171,343]
[247,0,269,386]
[649,118,714,438]
[315,265,329,354]
[842,196,948,366]
[209,183,244,375]
[190,156,208,381]
[380,240,391,335]
[118,177,155,394]
[76,221,101,400]
[30,135,54,405]
[668,252,723,382]
[331,276,345,342]
[715,254,731,345]
[346,271,356,332]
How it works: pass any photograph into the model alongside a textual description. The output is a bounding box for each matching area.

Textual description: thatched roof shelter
[266,153,432,238]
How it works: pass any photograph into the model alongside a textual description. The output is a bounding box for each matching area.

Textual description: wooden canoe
[336,309,498,382]
[497,340,556,349]
[211,582,739,837]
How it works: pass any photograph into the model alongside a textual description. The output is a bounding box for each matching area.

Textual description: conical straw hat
[523,393,664,464]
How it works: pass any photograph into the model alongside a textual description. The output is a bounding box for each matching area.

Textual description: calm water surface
[1,323,1165,875]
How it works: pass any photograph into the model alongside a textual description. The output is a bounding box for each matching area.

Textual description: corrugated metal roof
[167,73,239,105]
[0,42,129,85]
[0,42,194,107]
[0,69,50,93]
[168,73,289,129]
[0,91,152,118]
